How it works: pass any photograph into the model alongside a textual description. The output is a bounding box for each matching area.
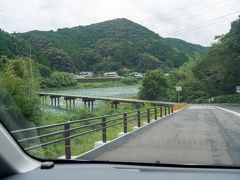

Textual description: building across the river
[129,72,143,78]
[103,72,119,78]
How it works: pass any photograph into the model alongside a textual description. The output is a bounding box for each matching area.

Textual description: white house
[103,72,119,78]
[79,71,94,78]
[129,72,143,78]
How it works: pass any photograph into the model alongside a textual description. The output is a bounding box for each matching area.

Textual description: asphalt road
[215,104,240,113]
[80,105,240,166]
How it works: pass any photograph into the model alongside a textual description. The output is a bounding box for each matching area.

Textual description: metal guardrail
[11,103,186,159]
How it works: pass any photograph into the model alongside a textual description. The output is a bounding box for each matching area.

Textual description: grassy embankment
[28,101,160,159]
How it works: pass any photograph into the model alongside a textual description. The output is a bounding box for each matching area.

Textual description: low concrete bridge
[38,92,178,110]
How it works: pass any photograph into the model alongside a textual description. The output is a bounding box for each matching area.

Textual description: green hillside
[3,18,205,73]
[193,17,240,95]
[165,38,207,57]
[0,29,29,58]
[139,16,240,103]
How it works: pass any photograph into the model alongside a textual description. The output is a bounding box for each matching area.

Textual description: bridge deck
[38,92,176,105]
[79,104,240,166]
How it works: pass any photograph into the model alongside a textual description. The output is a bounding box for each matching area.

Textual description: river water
[43,85,139,114]
[50,85,139,98]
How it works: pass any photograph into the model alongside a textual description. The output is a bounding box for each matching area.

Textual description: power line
[166,15,237,36]
[141,0,240,29]
[153,0,208,18]
[166,15,238,36]
[161,0,240,24]
[166,10,240,36]
[134,0,208,24]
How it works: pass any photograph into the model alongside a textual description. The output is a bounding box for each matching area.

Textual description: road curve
[80,105,240,166]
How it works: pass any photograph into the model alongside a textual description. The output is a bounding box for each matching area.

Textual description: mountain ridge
[1,18,207,73]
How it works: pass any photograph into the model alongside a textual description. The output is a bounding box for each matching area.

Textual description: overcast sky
[0,0,239,46]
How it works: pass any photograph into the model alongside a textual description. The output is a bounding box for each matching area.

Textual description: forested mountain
[0,29,29,58]
[165,38,207,57]
[0,18,206,73]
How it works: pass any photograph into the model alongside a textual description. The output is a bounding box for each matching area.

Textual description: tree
[137,53,160,71]
[42,71,77,88]
[139,70,169,100]
[46,48,76,72]
[0,57,41,129]
[193,17,240,95]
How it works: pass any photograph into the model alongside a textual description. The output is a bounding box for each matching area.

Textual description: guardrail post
[102,115,107,143]
[64,121,71,159]
[147,109,150,123]
[168,106,171,114]
[165,106,167,116]
[171,105,173,113]
[154,107,157,120]
[124,112,128,133]
[137,110,141,127]
[160,106,162,118]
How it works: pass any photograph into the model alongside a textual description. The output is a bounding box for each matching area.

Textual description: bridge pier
[111,101,120,109]
[82,98,95,111]
[39,94,48,104]
[64,97,76,109]
[91,100,94,111]
[50,95,61,107]
[88,101,90,109]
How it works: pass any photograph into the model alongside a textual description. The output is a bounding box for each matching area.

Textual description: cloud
[0,0,239,46]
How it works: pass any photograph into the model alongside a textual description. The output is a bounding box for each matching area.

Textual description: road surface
[80,104,240,166]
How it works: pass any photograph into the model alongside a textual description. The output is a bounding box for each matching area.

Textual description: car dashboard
[3,163,240,180]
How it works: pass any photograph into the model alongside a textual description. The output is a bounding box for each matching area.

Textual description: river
[50,85,139,98]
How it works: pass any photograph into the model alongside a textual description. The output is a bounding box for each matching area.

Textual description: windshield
[1,0,240,167]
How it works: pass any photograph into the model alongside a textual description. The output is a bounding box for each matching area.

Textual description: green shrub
[120,77,138,85]
[213,94,240,103]
[42,71,77,88]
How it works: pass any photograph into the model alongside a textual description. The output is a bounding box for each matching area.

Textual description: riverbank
[42,80,141,92]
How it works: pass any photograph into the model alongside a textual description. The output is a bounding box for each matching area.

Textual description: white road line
[215,106,240,117]
[187,105,216,110]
